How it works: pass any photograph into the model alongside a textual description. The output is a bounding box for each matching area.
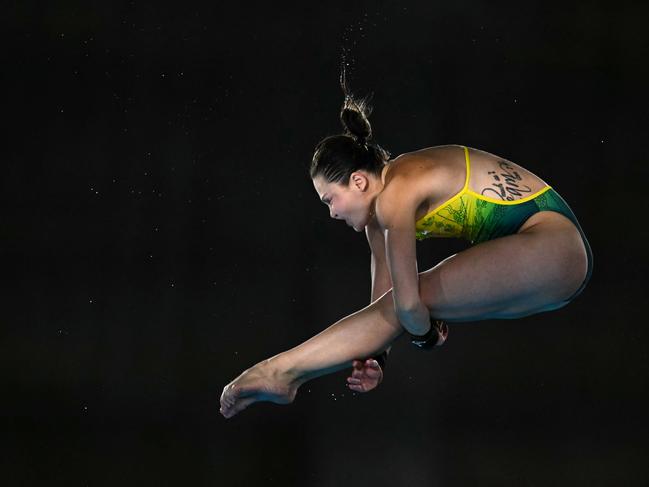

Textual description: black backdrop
[3,1,648,486]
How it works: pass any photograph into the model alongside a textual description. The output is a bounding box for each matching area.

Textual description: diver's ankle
[263,353,305,388]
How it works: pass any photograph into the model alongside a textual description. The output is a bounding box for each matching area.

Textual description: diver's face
[312,174,371,232]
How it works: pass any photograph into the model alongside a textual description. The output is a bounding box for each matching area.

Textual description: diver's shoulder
[390,144,464,163]
[396,144,466,155]
[379,154,442,201]
[387,145,463,177]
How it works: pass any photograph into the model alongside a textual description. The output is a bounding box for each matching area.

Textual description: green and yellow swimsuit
[415,146,593,300]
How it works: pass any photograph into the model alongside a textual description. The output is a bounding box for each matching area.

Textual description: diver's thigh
[417,228,586,321]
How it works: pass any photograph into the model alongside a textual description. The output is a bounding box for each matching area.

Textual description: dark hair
[310,76,390,184]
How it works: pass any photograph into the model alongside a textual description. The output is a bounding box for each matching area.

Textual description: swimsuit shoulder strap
[462,146,470,191]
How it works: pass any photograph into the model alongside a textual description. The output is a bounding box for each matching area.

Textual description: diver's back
[397,145,549,210]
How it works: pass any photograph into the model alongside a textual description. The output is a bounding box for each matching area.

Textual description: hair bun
[340,102,372,145]
[339,73,373,146]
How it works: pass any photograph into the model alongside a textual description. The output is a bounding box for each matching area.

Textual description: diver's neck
[368,166,389,222]
[380,164,389,187]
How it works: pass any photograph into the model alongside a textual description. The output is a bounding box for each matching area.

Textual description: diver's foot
[219,359,298,419]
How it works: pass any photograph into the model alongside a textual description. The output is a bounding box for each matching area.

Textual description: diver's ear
[349,171,370,191]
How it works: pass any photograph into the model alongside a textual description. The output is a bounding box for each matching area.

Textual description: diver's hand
[346,359,383,393]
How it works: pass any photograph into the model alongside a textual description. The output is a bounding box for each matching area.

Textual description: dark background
[3,1,648,485]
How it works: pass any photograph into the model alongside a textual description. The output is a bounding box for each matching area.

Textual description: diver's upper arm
[375,174,427,313]
[366,218,392,302]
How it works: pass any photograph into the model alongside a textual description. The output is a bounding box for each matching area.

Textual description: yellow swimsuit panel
[414,146,552,242]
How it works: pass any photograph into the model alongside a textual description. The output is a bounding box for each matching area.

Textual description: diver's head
[310,84,390,231]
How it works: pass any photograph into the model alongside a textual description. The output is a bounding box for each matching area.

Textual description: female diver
[219,84,593,419]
